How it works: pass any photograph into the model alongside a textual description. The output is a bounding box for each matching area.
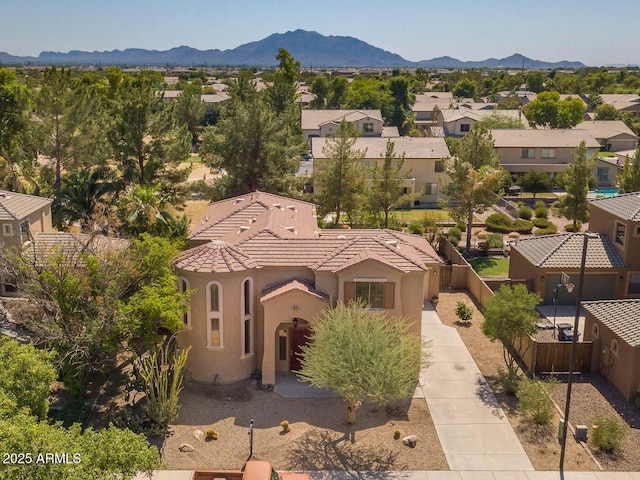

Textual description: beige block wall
[590,207,640,272]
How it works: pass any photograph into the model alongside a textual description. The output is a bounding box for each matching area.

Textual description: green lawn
[391,209,463,224]
[470,257,510,276]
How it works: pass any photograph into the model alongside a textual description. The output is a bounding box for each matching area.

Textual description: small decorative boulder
[179,443,195,452]
[402,435,417,448]
[192,430,204,441]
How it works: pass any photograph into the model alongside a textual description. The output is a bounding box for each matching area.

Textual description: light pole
[559,232,598,472]
[552,272,574,339]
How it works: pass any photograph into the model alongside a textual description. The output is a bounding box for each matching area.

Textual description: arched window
[179,277,190,328]
[207,281,223,348]
[241,278,253,357]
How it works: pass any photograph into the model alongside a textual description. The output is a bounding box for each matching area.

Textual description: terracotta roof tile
[0,190,52,221]
[583,300,640,347]
[589,192,640,221]
[512,233,626,269]
[260,279,328,303]
[174,240,258,273]
[27,233,129,266]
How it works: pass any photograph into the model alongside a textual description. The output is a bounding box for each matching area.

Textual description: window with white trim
[207,281,223,348]
[179,277,191,328]
[541,149,555,159]
[2,224,12,236]
[596,168,609,181]
[363,122,374,133]
[522,149,535,159]
[241,278,253,357]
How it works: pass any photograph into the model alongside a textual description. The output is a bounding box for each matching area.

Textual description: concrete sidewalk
[417,303,534,471]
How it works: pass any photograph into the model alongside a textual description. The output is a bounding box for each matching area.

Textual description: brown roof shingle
[0,190,52,221]
[589,192,640,221]
[174,240,258,273]
[583,300,640,347]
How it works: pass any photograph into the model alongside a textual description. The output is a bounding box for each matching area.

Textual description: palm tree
[117,184,186,237]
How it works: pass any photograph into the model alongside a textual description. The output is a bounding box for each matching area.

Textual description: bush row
[485,213,534,234]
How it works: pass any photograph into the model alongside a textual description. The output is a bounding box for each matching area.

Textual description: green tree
[110,79,191,187]
[0,414,160,480]
[345,77,392,115]
[524,91,585,128]
[366,140,416,228]
[442,125,503,252]
[481,284,541,385]
[173,84,205,149]
[452,78,477,100]
[310,75,329,109]
[0,70,32,162]
[516,170,552,198]
[618,148,640,193]
[314,120,366,226]
[556,141,597,231]
[266,48,300,115]
[594,103,619,120]
[327,76,349,109]
[200,87,305,196]
[298,302,424,424]
[388,76,415,135]
[0,338,56,419]
[477,112,525,129]
[526,71,545,93]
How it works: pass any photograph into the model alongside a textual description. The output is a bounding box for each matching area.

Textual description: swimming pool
[588,187,619,198]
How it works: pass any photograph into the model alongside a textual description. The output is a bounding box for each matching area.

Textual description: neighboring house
[437,109,527,137]
[412,93,455,134]
[599,94,640,117]
[160,90,231,105]
[311,136,451,206]
[0,190,53,250]
[174,191,442,386]
[589,193,640,298]
[496,90,537,104]
[301,110,386,141]
[508,233,627,305]
[490,128,615,186]
[576,120,639,152]
[583,299,640,402]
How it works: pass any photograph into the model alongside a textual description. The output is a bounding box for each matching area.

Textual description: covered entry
[260,280,329,386]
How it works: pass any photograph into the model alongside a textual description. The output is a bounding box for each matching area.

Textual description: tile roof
[490,129,600,149]
[0,190,52,221]
[27,233,129,266]
[312,137,450,160]
[260,279,328,303]
[583,300,640,347]
[577,120,638,140]
[301,110,382,130]
[511,233,626,269]
[174,240,259,273]
[189,191,319,242]
[589,192,640,221]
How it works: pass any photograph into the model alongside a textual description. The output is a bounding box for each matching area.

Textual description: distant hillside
[0,30,585,68]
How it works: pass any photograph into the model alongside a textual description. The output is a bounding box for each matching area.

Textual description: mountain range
[0,29,585,69]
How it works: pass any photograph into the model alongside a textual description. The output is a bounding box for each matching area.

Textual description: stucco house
[437,109,527,137]
[174,191,442,386]
[0,190,53,251]
[583,299,640,402]
[508,233,627,305]
[490,128,618,186]
[301,110,387,141]
[589,192,640,298]
[599,94,640,117]
[577,120,639,153]
[311,136,450,207]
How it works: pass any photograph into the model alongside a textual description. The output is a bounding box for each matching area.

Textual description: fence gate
[440,265,452,292]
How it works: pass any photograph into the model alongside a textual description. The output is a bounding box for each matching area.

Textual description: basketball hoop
[566,283,575,293]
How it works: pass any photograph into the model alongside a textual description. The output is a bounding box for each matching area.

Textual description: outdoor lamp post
[559,232,598,472]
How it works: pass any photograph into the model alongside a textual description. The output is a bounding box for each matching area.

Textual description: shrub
[206,428,219,440]
[497,367,520,395]
[280,420,290,432]
[516,379,555,425]
[590,415,628,453]
[512,219,534,234]
[486,213,512,228]
[485,233,504,249]
[394,429,401,440]
[407,220,424,235]
[455,221,466,232]
[532,218,551,228]
[448,227,462,244]
[564,222,582,232]
[519,206,533,220]
[534,226,558,236]
[534,206,549,218]
[534,200,546,210]
[485,213,533,234]
[455,301,473,323]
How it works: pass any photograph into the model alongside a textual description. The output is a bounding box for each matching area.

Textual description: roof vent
[273,203,282,209]
[284,226,295,232]
[250,217,256,223]
[201,215,210,224]
[337,235,347,239]
[240,226,250,231]
[386,240,398,247]
[287,205,296,211]
[234,198,245,204]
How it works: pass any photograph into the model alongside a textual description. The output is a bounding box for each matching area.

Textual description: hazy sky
[2,0,639,66]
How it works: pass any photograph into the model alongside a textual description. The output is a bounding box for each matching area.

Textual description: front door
[290,327,310,371]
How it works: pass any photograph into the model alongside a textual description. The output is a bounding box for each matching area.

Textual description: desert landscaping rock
[402,435,417,448]
[179,443,195,453]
